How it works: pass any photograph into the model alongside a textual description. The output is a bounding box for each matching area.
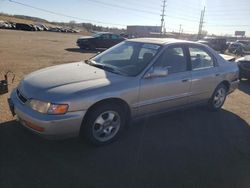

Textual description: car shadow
[239,79,250,95]
[0,107,249,188]
[65,48,104,54]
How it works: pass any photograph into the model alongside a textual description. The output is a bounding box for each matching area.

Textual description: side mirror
[144,67,168,79]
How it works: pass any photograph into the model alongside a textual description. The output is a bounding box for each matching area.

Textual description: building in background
[127,25,161,38]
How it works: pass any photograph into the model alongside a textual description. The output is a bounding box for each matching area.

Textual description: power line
[8,0,126,26]
[80,0,161,22]
[206,24,250,27]
[8,0,200,25]
[84,0,160,16]
[118,0,161,10]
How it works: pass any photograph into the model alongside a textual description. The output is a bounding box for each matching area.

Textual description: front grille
[16,89,28,104]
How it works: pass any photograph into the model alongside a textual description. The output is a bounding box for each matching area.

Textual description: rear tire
[81,103,126,146]
[208,84,227,111]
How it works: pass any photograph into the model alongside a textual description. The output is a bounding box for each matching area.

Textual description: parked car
[228,40,250,56]
[236,55,250,80]
[228,42,244,54]
[8,38,239,145]
[15,23,36,31]
[198,37,227,53]
[77,32,125,50]
[0,21,12,29]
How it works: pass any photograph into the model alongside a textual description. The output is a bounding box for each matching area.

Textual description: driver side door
[137,45,192,116]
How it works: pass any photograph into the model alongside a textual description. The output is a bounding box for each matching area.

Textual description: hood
[19,62,126,102]
[219,54,235,61]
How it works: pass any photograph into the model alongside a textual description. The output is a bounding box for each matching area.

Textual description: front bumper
[9,89,86,139]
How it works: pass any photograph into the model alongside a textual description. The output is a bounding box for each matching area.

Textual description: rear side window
[110,34,120,39]
[100,34,109,39]
[189,47,215,70]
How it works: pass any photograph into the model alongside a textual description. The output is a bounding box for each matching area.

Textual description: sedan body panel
[10,89,86,138]
[189,67,219,103]
[137,71,192,116]
[18,62,140,113]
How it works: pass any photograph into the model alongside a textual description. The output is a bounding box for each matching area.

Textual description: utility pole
[160,0,167,34]
[179,24,182,38]
[198,6,205,40]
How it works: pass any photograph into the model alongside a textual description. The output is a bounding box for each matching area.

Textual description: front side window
[189,47,214,70]
[154,46,187,74]
[100,34,109,39]
[92,41,161,76]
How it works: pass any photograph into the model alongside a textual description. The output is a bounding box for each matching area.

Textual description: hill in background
[0,13,125,35]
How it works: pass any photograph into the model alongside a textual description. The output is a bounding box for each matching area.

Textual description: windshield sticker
[143,44,160,50]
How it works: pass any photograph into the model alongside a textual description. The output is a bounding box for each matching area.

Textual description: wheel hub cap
[213,88,226,108]
[92,111,121,142]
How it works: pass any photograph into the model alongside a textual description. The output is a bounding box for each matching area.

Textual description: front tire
[208,84,227,111]
[81,103,126,146]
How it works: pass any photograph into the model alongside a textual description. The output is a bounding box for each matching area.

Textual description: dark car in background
[236,55,250,80]
[228,40,250,56]
[198,37,227,53]
[15,23,36,31]
[77,32,125,50]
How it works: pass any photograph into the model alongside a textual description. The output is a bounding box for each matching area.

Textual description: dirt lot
[0,30,250,188]
[0,29,95,122]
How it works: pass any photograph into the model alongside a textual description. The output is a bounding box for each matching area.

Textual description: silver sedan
[8,38,239,145]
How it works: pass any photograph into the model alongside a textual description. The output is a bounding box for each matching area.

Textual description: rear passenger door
[110,34,123,46]
[188,45,219,103]
[96,34,110,48]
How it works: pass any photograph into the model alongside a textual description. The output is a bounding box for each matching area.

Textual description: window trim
[187,44,217,71]
[152,44,189,75]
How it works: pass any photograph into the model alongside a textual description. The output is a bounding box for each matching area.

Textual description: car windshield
[91,41,161,76]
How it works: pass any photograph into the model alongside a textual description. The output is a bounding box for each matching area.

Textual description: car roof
[127,38,198,45]
[95,32,114,34]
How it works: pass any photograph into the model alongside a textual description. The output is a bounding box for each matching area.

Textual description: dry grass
[0,30,95,123]
[0,15,54,26]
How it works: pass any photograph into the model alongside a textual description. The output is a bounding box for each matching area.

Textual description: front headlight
[27,99,68,114]
[47,104,69,115]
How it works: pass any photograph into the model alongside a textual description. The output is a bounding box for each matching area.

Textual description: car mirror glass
[144,67,168,79]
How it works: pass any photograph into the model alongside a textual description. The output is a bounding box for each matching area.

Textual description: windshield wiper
[85,60,127,76]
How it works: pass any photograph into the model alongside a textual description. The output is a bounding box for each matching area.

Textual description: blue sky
[0,0,250,36]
